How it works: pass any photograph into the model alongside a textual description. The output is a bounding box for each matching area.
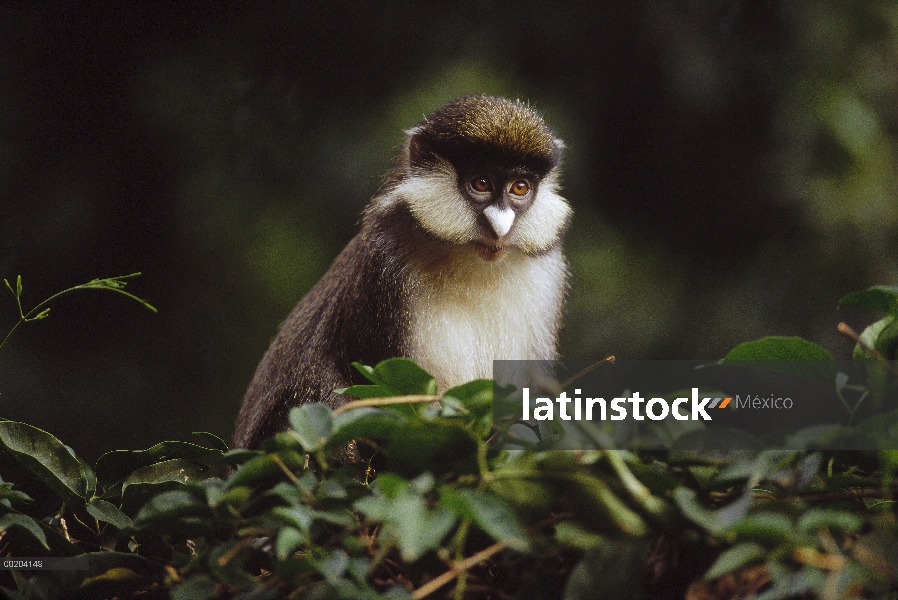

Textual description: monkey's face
[389,95,572,260]
[459,167,544,261]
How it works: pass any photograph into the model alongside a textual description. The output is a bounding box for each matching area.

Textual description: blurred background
[1,1,896,459]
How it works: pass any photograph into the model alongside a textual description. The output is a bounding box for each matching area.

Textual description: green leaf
[724,336,833,361]
[288,404,334,452]
[0,483,32,507]
[355,482,456,562]
[0,512,49,549]
[171,576,219,600]
[133,489,206,525]
[391,495,456,561]
[212,485,252,510]
[354,494,392,521]
[338,384,397,399]
[839,285,898,316]
[372,473,409,498]
[487,454,554,515]
[218,448,264,468]
[0,420,92,504]
[440,488,530,551]
[96,440,223,485]
[315,549,350,582]
[564,541,652,600]
[330,407,406,447]
[853,316,898,360]
[225,451,306,489]
[259,431,305,454]
[704,542,766,580]
[673,487,722,534]
[274,505,316,532]
[386,421,478,474]
[276,526,307,561]
[350,358,438,396]
[442,379,493,418]
[554,522,605,550]
[725,511,794,545]
[86,497,133,530]
[122,458,215,493]
[351,363,378,384]
[796,508,863,535]
[372,358,438,396]
[80,567,142,586]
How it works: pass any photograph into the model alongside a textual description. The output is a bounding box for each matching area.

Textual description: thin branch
[332,395,441,416]
[412,540,507,599]
[560,355,616,389]
[411,514,573,599]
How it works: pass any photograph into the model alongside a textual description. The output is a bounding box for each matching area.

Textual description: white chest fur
[406,246,566,391]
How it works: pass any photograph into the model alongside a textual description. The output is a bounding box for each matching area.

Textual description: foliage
[1,286,898,598]
[1,274,157,352]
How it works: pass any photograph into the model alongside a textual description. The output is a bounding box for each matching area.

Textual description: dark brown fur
[233,205,416,449]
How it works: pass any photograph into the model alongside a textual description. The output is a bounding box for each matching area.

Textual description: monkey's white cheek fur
[394,163,479,244]
[483,205,516,238]
[512,173,571,254]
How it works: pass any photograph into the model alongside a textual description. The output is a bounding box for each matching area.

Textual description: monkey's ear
[405,126,430,165]
[547,138,565,169]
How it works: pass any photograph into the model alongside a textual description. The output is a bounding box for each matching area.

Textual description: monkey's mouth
[474,242,507,261]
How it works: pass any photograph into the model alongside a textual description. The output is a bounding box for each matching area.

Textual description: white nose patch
[483,205,516,238]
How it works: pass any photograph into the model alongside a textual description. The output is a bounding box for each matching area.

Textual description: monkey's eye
[471,177,492,193]
[510,180,530,196]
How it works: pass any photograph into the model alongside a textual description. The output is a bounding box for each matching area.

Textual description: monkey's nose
[483,205,515,238]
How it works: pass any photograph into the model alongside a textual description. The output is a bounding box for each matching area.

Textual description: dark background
[1,1,896,459]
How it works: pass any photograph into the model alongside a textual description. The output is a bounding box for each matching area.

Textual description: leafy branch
[1,272,156,352]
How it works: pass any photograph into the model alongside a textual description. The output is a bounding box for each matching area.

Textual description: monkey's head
[380,95,571,261]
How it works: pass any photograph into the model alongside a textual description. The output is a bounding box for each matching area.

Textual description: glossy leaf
[440,488,530,551]
[838,285,898,316]
[276,526,308,561]
[0,420,91,504]
[96,440,224,485]
[355,485,456,562]
[0,483,32,507]
[853,316,898,360]
[724,336,833,361]
[225,450,306,489]
[704,542,766,580]
[122,458,215,493]
[329,407,405,447]
[796,508,863,535]
[288,403,334,452]
[171,576,219,600]
[350,358,438,396]
[725,511,794,545]
[86,497,133,530]
[133,489,207,525]
[0,512,49,549]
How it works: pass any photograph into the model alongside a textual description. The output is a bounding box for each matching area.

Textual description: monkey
[233,94,572,449]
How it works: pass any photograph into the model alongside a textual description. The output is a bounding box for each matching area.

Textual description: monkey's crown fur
[413,95,561,175]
